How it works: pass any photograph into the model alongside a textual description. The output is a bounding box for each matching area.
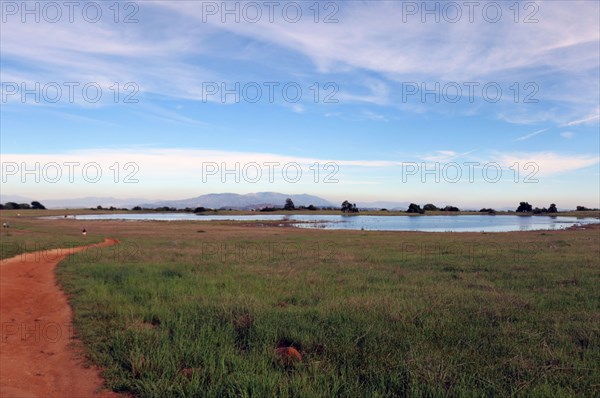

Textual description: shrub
[407,203,423,214]
[479,208,496,214]
[442,205,460,212]
[423,204,438,211]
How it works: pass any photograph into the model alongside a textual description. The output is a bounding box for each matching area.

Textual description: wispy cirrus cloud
[515,128,550,141]
[5,1,596,123]
[560,112,600,127]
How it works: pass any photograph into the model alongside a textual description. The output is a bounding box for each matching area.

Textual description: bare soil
[1,238,119,398]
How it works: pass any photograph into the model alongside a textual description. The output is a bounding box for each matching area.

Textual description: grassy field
[1,212,599,397]
[0,215,103,259]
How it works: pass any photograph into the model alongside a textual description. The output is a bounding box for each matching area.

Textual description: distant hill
[138,192,334,210]
[0,193,334,210]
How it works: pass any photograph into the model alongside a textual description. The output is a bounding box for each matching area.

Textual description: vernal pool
[49,214,599,233]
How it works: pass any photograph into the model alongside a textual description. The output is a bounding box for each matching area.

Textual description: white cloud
[0,9,219,104]
[336,79,390,106]
[157,2,598,79]
[492,151,599,175]
[421,150,478,162]
[0,148,404,176]
[3,148,598,206]
[6,148,596,181]
[422,150,458,162]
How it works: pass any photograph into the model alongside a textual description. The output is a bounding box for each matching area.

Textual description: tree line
[0,201,46,210]
[515,202,557,214]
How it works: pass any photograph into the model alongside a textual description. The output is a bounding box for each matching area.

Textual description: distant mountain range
[1,193,335,210]
[138,192,335,210]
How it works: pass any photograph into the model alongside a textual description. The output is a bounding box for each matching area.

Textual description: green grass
[0,221,102,259]
[2,213,598,396]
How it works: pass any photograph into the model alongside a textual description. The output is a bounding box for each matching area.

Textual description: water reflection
[45,214,599,233]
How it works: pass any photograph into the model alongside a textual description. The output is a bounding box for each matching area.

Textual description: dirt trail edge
[1,238,120,398]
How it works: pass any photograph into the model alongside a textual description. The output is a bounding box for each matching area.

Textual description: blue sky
[1,0,599,208]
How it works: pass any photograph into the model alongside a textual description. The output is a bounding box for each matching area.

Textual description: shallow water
[46,213,599,232]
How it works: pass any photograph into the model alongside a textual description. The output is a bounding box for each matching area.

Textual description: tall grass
[46,221,599,397]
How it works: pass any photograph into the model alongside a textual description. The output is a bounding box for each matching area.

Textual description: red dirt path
[1,238,119,398]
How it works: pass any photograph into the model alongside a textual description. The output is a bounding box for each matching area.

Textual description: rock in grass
[275,346,302,366]
[179,367,201,379]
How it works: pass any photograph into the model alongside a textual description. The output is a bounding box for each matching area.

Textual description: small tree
[307,204,317,211]
[516,202,533,212]
[341,200,352,212]
[423,204,438,211]
[284,198,295,211]
[4,202,20,210]
[194,207,207,213]
[548,204,558,213]
[31,201,46,210]
[341,200,358,213]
